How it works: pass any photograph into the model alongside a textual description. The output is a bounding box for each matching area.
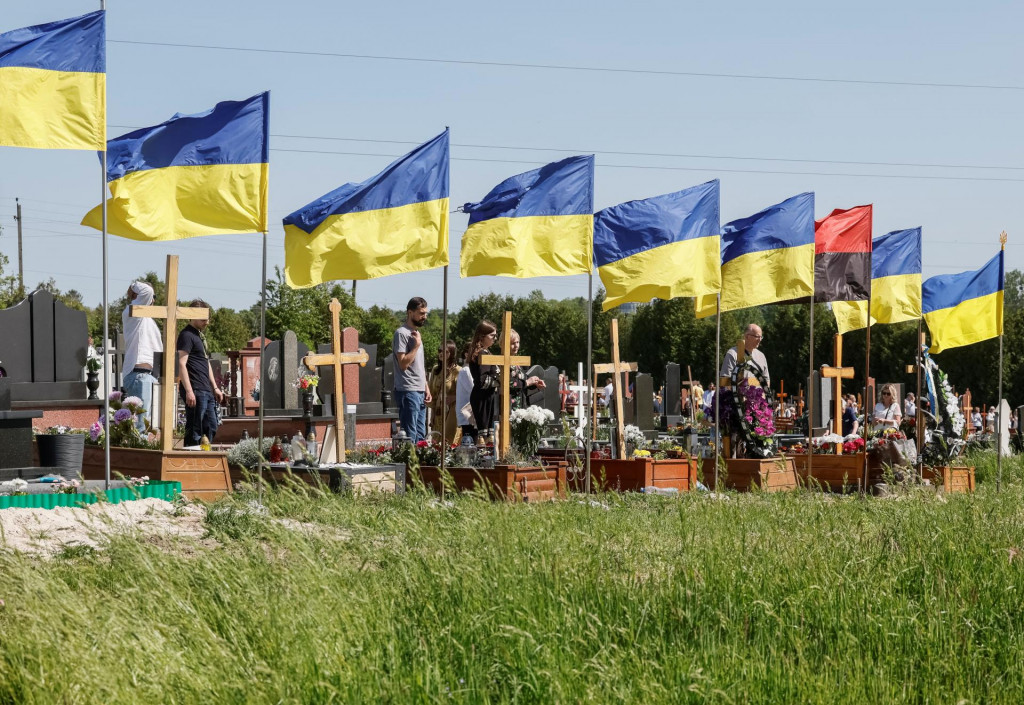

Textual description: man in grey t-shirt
[393,296,432,442]
[720,323,770,388]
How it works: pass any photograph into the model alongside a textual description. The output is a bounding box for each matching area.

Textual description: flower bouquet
[87,391,158,449]
[510,405,555,458]
[294,373,320,391]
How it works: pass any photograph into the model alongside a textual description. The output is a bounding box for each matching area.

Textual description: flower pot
[36,434,84,477]
[301,390,314,418]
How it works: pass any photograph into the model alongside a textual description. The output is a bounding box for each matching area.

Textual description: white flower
[623,424,645,446]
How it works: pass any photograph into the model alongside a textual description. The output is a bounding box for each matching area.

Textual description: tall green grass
[0,455,1023,703]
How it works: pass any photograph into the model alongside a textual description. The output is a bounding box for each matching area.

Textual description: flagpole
[585,270,593,495]
[258,230,267,500]
[807,297,814,485]
[714,294,721,492]
[863,295,872,495]
[440,265,448,475]
[997,232,1007,491]
[100,0,110,491]
[915,319,923,480]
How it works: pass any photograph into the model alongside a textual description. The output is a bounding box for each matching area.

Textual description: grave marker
[635,373,654,432]
[130,256,210,452]
[662,362,682,428]
[480,311,530,458]
[820,334,855,451]
[593,319,638,459]
[303,299,369,463]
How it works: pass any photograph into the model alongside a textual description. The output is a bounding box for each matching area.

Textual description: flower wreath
[718,358,777,458]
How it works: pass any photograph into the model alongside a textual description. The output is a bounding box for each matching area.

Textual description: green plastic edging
[0,481,182,510]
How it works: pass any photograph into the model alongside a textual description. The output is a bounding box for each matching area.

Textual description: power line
[101,125,1024,174]
[272,147,1024,184]
[107,39,1024,92]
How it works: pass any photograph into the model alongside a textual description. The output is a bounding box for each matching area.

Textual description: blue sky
[1,0,1021,313]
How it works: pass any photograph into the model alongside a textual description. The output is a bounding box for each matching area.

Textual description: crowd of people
[393,298,546,445]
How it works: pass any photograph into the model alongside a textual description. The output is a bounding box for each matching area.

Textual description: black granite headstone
[662,363,683,427]
[261,331,311,414]
[382,356,397,412]
[356,342,383,415]
[635,373,654,431]
[0,289,87,401]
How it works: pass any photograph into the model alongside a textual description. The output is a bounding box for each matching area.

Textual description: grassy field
[0,452,1022,703]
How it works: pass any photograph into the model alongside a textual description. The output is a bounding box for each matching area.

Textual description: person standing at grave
[176,299,225,447]
[122,281,163,434]
[691,380,704,413]
[464,321,499,443]
[703,383,715,413]
[428,340,460,445]
[904,392,917,419]
[842,396,859,436]
[500,328,546,411]
[872,384,902,433]
[393,297,431,443]
[719,324,770,388]
[971,407,983,433]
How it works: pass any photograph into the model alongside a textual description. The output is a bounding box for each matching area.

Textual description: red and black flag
[814,205,872,303]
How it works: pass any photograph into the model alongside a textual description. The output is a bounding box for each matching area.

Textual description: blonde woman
[428,340,460,445]
[872,384,902,432]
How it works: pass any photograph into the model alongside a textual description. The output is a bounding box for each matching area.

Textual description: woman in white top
[454,343,477,441]
[872,384,902,433]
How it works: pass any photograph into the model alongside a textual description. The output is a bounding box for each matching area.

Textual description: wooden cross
[130,255,209,453]
[820,334,855,453]
[303,298,369,463]
[797,386,806,417]
[593,318,638,459]
[479,310,530,458]
[776,380,788,414]
[961,389,973,439]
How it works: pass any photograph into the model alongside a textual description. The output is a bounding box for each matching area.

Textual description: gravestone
[357,342,383,415]
[662,363,683,428]
[634,373,655,431]
[541,366,560,415]
[0,289,88,401]
[0,380,44,470]
[382,356,397,412]
[998,399,1012,456]
[806,370,830,433]
[261,330,311,414]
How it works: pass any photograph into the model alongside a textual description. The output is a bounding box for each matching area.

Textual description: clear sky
[1,1,1022,313]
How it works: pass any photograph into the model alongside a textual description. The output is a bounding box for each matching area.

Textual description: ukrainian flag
[284,130,449,287]
[82,93,269,241]
[923,250,1004,354]
[0,11,105,150]
[695,192,815,317]
[460,155,593,278]
[832,228,922,334]
[595,180,720,311]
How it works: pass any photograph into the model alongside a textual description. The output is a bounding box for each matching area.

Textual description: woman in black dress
[463,320,498,442]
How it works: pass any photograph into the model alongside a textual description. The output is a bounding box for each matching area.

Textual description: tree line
[3,253,1021,408]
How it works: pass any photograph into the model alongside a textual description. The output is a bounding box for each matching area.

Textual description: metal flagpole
[863,293,872,495]
[997,232,1007,491]
[714,294,721,492]
[915,319,923,479]
[807,297,814,485]
[440,265,449,474]
[585,271,593,495]
[100,0,110,490]
[258,231,267,499]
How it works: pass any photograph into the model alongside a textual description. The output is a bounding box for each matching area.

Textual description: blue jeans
[395,390,426,443]
[123,369,155,434]
[184,390,219,447]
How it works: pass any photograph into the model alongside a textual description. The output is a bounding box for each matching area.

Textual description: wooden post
[820,334,855,454]
[686,365,696,424]
[130,255,209,452]
[594,319,638,459]
[480,311,530,458]
[302,298,369,462]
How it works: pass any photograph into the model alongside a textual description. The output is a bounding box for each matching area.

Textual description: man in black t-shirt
[176,299,225,447]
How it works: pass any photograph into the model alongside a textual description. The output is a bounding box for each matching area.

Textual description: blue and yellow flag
[0,11,105,150]
[284,130,449,287]
[832,227,922,334]
[594,180,720,311]
[695,192,815,317]
[923,251,1004,353]
[82,93,269,241]
[460,155,594,278]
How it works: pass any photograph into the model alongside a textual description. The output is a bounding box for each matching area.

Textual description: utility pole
[13,198,24,292]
